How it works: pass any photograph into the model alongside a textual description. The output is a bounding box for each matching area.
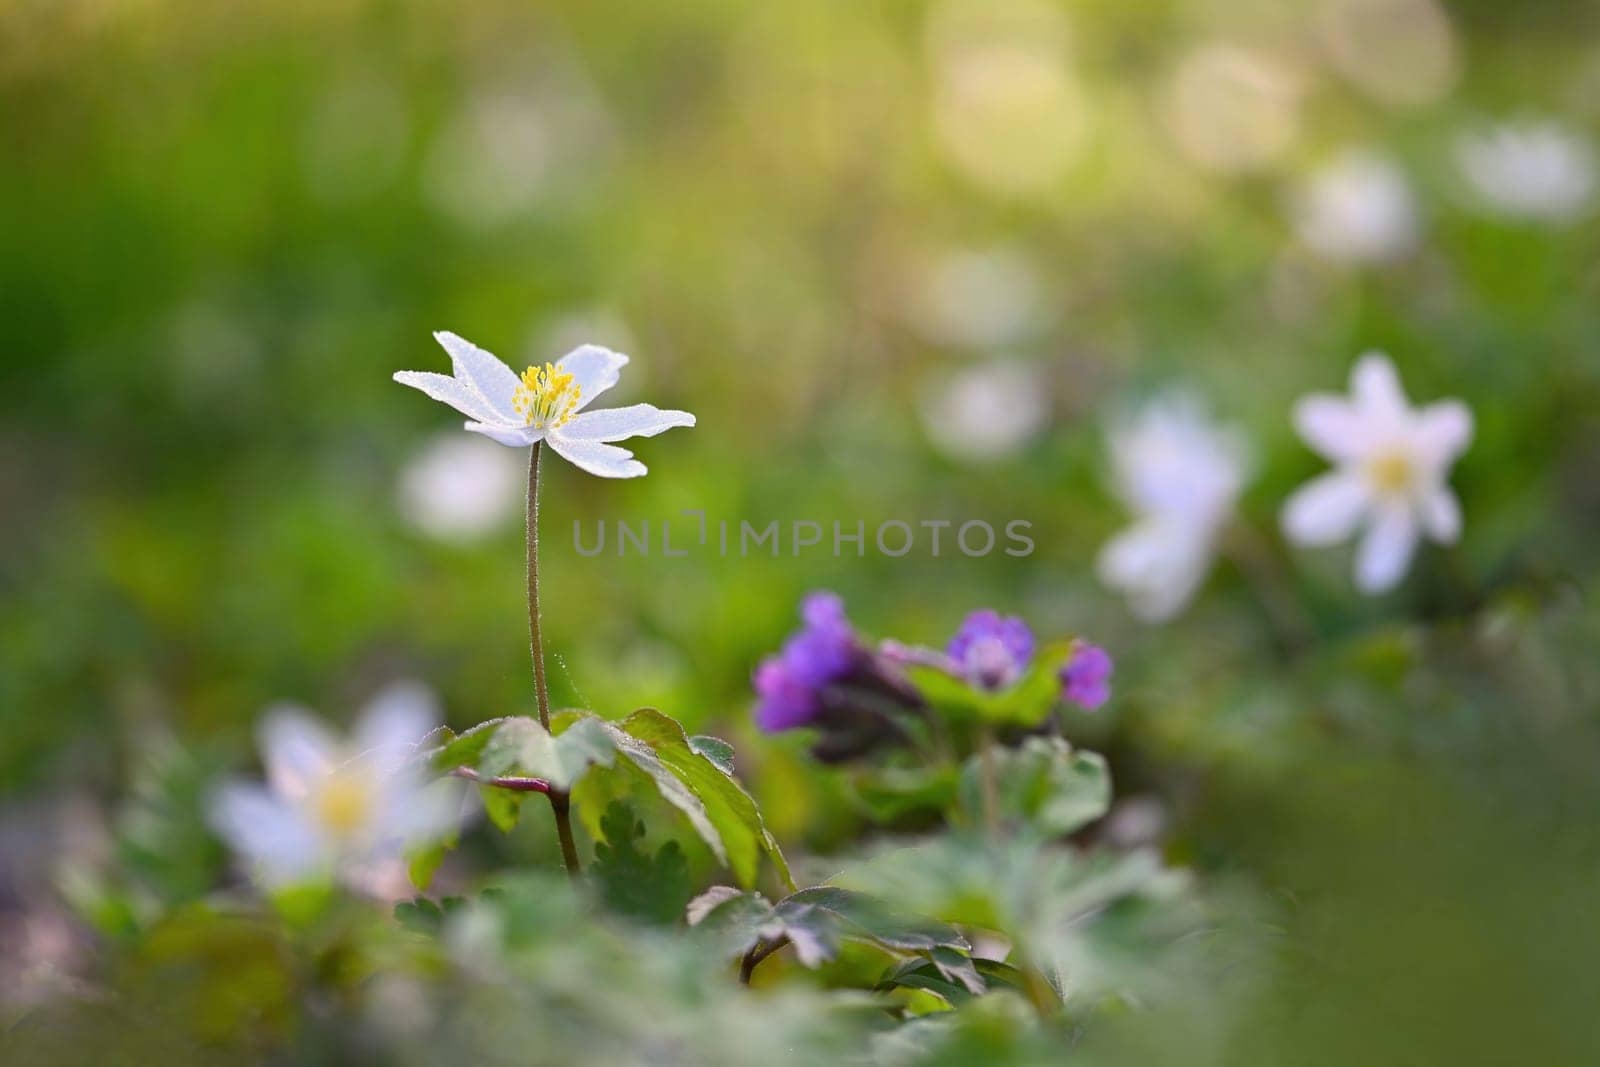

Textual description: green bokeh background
[3,0,1600,1061]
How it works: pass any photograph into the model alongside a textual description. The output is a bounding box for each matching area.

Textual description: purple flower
[947,610,1035,691]
[753,659,818,732]
[753,592,863,732]
[1060,643,1113,711]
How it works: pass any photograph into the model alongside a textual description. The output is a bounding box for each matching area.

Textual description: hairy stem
[978,726,1000,834]
[527,441,553,732]
[526,441,581,879]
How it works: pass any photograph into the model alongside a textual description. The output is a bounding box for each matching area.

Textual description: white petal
[258,707,340,800]
[464,420,541,448]
[1354,505,1418,594]
[1421,487,1462,543]
[393,371,503,424]
[560,403,695,442]
[433,331,522,422]
[1413,400,1473,467]
[356,680,440,766]
[1350,352,1409,422]
[1292,395,1366,462]
[379,777,465,846]
[1096,520,1211,623]
[1282,472,1369,546]
[546,434,647,478]
[209,782,326,885]
[555,345,629,412]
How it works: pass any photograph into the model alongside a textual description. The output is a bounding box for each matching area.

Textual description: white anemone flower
[395,332,694,478]
[1282,353,1472,594]
[397,433,523,542]
[1291,151,1418,265]
[209,682,458,888]
[1097,393,1252,622]
[1455,119,1597,222]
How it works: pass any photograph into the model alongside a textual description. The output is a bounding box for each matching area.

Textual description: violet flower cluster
[753,593,927,762]
[754,595,1113,753]
[945,608,1112,711]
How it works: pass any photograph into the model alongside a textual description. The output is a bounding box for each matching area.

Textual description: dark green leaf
[479,783,525,833]
[610,709,792,890]
[689,735,736,775]
[959,737,1112,836]
[394,897,443,935]
[406,831,457,891]
[590,801,694,925]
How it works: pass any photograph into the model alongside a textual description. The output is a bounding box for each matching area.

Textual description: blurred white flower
[398,434,523,543]
[1316,0,1458,110]
[422,49,613,229]
[1164,44,1302,175]
[1292,151,1418,264]
[210,682,457,888]
[1456,119,1598,222]
[911,247,1044,349]
[926,0,1089,198]
[918,360,1048,463]
[1098,393,1252,622]
[1282,352,1472,594]
[395,332,694,478]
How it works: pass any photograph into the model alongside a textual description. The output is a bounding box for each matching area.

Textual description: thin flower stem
[527,441,553,732]
[978,726,1000,834]
[526,440,582,879]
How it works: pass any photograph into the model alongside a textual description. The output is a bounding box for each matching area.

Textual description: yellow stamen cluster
[513,362,582,429]
[312,771,372,838]
[1368,451,1414,496]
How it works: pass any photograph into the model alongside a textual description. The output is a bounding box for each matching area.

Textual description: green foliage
[904,642,1077,727]
[957,738,1112,837]
[591,801,694,925]
[848,764,962,825]
[689,883,970,970]
[689,734,737,775]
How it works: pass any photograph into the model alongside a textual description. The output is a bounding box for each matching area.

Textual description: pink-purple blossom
[1060,643,1113,711]
[946,609,1035,691]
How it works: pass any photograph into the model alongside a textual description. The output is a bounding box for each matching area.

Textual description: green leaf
[590,801,694,925]
[903,642,1076,728]
[877,949,986,1004]
[418,715,617,792]
[774,887,970,956]
[685,886,773,957]
[394,897,443,935]
[406,832,457,891]
[685,882,970,973]
[689,735,736,775]
[479,715,618,790]
[610,709,792,890]
[479,784,526,833]
[417,717,508,776]
[985,642,1075,726]
[849,764,961,823]
[959,737,1112,836]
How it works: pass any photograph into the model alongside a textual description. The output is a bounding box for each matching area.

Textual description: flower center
[1367,450,1414,495]
[312,771,372,838]
[512,362,582,429]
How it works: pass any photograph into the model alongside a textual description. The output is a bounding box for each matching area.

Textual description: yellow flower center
[1367,451,1413,495]
[312,771,372,838]
[512,362,582,429]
